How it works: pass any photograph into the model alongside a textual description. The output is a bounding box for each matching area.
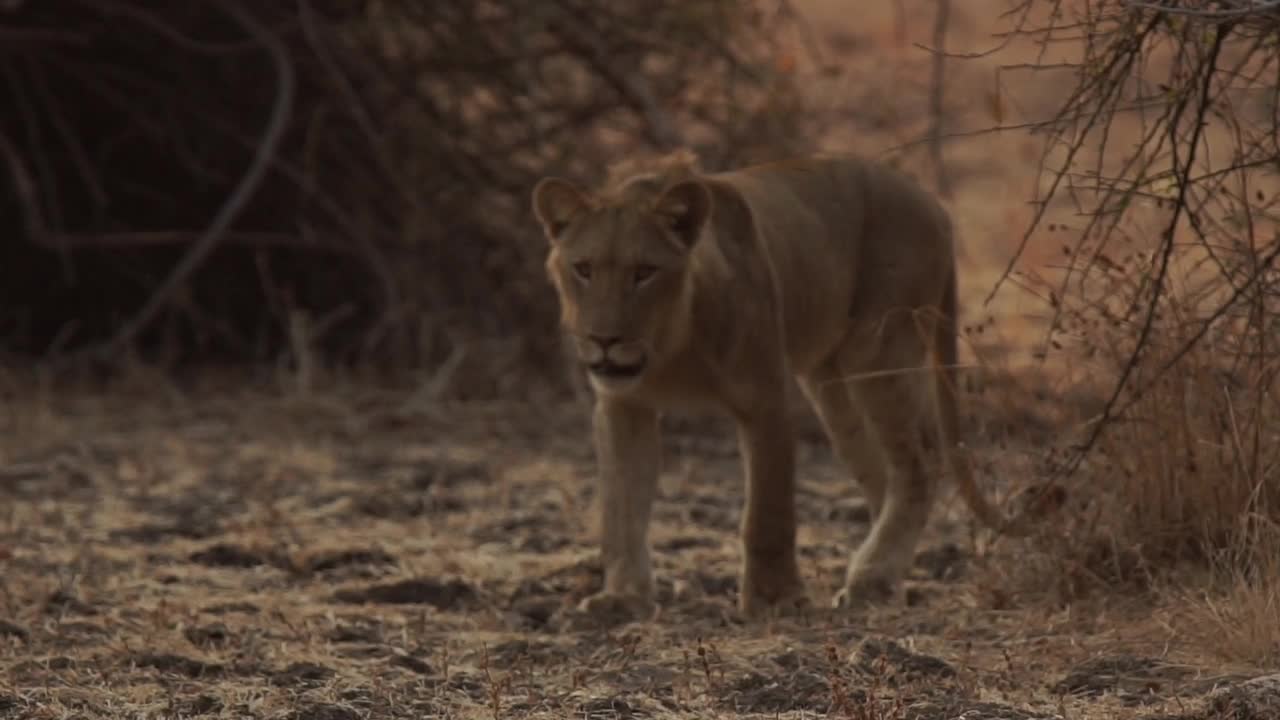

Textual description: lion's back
[685,155,955,374]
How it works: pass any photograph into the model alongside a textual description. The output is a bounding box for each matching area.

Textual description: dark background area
[0,0,812,388]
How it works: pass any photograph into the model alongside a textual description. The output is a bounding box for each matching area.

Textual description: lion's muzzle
[578,335,647,380]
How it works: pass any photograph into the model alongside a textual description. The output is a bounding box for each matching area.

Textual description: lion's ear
[532,177,590,241]
[654,180,712,250]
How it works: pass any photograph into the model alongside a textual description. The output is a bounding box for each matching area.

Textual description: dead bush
[992,1,1280,582]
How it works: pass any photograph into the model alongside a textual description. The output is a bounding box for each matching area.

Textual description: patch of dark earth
[333,577,478,609]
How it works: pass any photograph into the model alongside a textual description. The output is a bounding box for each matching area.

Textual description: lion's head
[531,155,713,394]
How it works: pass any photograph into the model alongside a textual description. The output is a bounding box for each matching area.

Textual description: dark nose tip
[589,334,620,348]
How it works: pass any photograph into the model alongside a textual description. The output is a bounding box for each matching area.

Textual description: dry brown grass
[1024,228,1278,550]
[0,371,1251,720]
[984,218,1280,665]
[1174,519,1280,666]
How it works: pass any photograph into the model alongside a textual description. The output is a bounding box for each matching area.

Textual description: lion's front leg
[736,409,809,617]
[579,397,661,620]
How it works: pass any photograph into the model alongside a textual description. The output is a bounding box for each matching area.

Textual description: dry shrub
[991,1,1280,591]
[1049,234,1280,564]
[1178,517,1280,665]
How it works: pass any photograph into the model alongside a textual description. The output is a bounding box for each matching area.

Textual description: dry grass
[979,225,1280,666]
[0,372,1252,720]
[1174,520,1280,666]
[1015,207,1280,591]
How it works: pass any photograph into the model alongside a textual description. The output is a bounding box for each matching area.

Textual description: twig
[982,13,1166,307]
[0,128,44,243]
[1124,0,1280,22]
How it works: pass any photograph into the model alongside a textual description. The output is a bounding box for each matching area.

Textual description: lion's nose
[589,334,622,348]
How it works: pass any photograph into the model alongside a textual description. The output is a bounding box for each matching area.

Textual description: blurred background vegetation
[0,0,815,395]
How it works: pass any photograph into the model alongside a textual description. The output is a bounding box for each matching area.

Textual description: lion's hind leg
[797,368,885,523]
[822,317,941,610]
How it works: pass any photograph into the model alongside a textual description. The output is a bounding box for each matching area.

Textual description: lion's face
[532,177,711,394]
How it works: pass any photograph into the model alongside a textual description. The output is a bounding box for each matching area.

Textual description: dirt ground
[4,2,1279,719]
[0,372,1274,720]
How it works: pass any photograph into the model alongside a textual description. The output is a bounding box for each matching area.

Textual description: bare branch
[104,2,294,354]
[1067,19,1233,466]
[1124,0,1280,22]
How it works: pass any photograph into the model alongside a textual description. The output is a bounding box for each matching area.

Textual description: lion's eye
[633,264,658,285]
[571,262,592,281]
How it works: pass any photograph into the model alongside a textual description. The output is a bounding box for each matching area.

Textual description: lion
[530,149,1038,619]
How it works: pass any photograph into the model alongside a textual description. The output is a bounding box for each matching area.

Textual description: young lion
[531,150,1030,618]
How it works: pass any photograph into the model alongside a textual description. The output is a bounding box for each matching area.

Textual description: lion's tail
[934,265,1034,538]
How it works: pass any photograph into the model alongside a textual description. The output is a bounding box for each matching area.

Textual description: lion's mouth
[587,359,646,379]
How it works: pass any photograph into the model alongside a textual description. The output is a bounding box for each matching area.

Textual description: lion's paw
[576,591,656,624]
[739,566,810,620]
[740,587,812,620]
[831,575,897,610]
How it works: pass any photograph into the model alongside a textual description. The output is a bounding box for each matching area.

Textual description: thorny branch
[1069,17,1231,467]
[991,0,1280,478]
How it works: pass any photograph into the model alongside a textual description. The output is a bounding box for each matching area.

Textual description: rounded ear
[532,177,590,241]
[653,180,712,250]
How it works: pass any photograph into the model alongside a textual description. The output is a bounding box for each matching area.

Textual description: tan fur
[531,150,1036,619]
